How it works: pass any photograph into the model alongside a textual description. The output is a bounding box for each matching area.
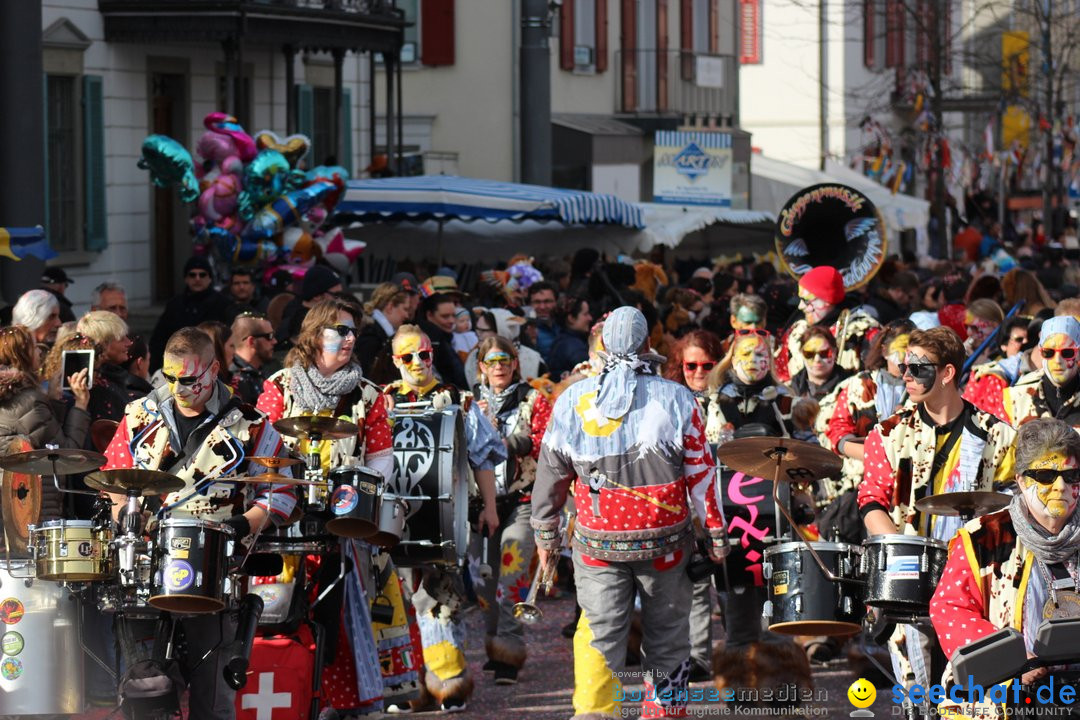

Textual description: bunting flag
[0,226,56,262]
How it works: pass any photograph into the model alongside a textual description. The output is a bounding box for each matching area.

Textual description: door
[150,69,189,302]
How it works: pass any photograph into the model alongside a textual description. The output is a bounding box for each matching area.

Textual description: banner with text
[653,130,733,207]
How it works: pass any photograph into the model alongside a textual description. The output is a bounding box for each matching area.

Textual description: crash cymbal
[914,491,1011,517]
[1,437,40,555]
[714,436,842,481]
[85,469,185,496]
[0,448,107,476]
[228,473,320,486]
[273,416,358,440]
[248,456,304,470]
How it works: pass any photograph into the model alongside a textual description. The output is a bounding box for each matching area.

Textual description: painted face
[319,311,356,369]
[1041,333,1080,386]
[732,335,770,384]
[886,333,911,366]
[901,347,938,400]
[682,345,717,393]
[798,287,832,324]
[964,312,996,353]
[801,335,835,379]
[1019,450,1080,527]
[393,333,435,389]
[481,349,517,390]
[162,353,216,409]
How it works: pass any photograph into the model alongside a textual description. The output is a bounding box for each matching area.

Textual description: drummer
[255,297,400,713]
[930,418,1080,709]
[857,326,1016,693]
[382,323,504,712]
[100,327,295,720]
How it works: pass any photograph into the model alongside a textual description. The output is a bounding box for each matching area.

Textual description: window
[312,87,335,166]
[399,0,419,63]
[560,0,607,73]
[46,76,80,253]
[574,0,597,70]
[692,0,709,54]
[390,0,454,67]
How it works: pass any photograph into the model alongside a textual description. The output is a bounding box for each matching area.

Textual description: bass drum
[0,560,84,715]
[388,407,469,566]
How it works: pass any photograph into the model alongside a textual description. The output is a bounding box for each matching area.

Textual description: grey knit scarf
[1008,492,1080,564]
[288,362,362,413]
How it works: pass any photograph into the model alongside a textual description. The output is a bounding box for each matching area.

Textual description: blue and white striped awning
[335,175,645,228]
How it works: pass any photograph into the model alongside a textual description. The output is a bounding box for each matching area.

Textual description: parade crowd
[5,217,1080,720]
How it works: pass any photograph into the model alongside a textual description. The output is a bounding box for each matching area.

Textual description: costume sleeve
[528,394,553,461]
[857,427,894,518]
[992,424,1017,489]
[963,374,1009,423]
[247,421,297,524]
[362,393,394,483]
[822,384,855,453]
[255,378,285,423]
[531,393,576,550]
[102,416,135,471]
[930,532,996,661]
[684,403,728,555]
[464,401,508,471]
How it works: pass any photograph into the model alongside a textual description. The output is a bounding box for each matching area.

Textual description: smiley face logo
[848,678,876,709]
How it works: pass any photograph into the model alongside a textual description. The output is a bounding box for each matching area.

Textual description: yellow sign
[1002,104,1032,149]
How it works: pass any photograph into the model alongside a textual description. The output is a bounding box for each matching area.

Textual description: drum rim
[863,534,946,549]
[764,540,863,557]
[32,519,97,529]
[157,517,234,534]
[329,465,383,480]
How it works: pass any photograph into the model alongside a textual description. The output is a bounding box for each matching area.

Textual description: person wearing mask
[469,336,553,686]
[101,328,294,720]
[149,256,229,369]
[789,326,849,401]
[12,288,62,356]
[223,268,270,322]
[229,312,276,405]
[90,281,129,321]
[40,267,76,323]
[417,291,469,389]
[526,281,560,362]
[275,264,344,346]
[547,297,593,381]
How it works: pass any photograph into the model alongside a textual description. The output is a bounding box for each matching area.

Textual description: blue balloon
[240,180,339,244]
[238,149,304,221]
[137,135,199,203]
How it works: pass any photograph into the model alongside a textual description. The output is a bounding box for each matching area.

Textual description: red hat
[798,266,845,305]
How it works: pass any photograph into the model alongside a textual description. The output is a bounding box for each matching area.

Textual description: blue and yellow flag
[0,226,56,262]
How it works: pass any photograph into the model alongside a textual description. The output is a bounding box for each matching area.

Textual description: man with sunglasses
[995,316,1080,428]
[931,418,1080,712]
[101,327,295,720]
[229,312,276,405]
[858,326,1016,697]
[383,324,504,712]
[149,256,229,371]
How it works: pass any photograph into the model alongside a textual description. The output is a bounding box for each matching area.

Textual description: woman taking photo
[470,335,552,685]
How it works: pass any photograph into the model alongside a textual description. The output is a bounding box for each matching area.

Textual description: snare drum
[325,466,382,539]
[150,518,234,614]
[370,497,407,548]
[28,519,111,582]
[860,534,947,616]
[763,541,865,636]
[0,560,84,714]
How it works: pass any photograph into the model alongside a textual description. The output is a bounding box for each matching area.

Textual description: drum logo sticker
[78,541,94,557]
[332,486,359,515]
[886,555,921,580]
[1,657,21,681]
[772,571,789,595]
[170,537,192,551]
[165,560,195,592]
[0,599,24,625]
[392,418,436,493]
[359,481,377,495]
[1,631,23,656]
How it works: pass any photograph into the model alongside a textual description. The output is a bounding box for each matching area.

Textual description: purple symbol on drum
[332,486,359,515]
[165,560,195,592]
[1,656,22,681]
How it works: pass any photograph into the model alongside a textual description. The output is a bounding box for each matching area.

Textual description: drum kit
[714,436,1011,637]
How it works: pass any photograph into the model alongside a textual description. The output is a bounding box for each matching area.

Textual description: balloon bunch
[136,113,355,274]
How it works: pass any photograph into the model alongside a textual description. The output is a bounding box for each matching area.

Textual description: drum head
[2,437,40,557]
[768,620,862,637]
[149,594,225,615]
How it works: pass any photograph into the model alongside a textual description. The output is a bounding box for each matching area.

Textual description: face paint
[886,333,911,365]
[732,336,770,384]
[1041,333,1080,387]
[162,355,215,408]
[1019,450,1080,527]
[901,349,937,397]
[798,287,832,324]
[322,328,344,354]
[735,306,761,326]
[393,333,435,390]
[802,336,836,377]
[964,312,996,352]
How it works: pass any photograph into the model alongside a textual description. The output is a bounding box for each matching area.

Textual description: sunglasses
[683,361,716,372]
[248,332,274,341]
[898,362,938,382]
[162,364,211,386]
[1023,468,1080,485]
[395,350,432,364]
[1041,347,1078,360]
[482,353,514,367]
[1007,335,1026,344]
[735,328,771,338]
[187,271,209,279]
[326,324,356,338]
[801,349,834,361]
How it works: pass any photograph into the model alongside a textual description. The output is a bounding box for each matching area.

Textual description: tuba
[774,183,887,291]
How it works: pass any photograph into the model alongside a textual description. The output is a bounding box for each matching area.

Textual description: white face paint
[798,287,832,324]
[732,335,770,384]
[1019,450,1080,530]
[162,354,216,409]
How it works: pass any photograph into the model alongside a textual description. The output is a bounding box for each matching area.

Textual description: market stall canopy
[751,154,930,244]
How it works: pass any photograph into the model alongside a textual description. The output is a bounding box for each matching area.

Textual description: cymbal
[0,448,106,476]
[1,437,40,555]
[248,456,304,470]
[914,491,1011,517]
[714,436,842,481]
[273,416,358,440]
[228,473,321,486]
[85,469,185,496]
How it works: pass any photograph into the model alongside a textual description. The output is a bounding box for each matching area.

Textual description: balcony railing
[615,49,736,117]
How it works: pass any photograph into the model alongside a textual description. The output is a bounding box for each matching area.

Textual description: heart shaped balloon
[254,130,311,169]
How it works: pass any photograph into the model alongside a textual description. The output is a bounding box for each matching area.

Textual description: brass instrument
[513,554,558,624]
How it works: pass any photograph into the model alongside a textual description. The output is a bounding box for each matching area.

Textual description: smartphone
[61,349,94,391]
